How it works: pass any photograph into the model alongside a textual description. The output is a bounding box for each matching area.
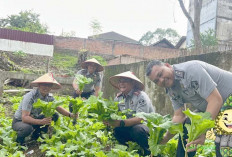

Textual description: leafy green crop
[85,93,122,121]
[67,96,84,125]
[33,99,63,117]
[183,109,215,153]
[136,112,181,156]
[74,74,93,93]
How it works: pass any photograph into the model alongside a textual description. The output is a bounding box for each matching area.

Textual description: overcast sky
[0,0,189,41]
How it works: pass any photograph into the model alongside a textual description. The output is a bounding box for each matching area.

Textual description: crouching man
[105,71,155,156]
[12,73,74,145]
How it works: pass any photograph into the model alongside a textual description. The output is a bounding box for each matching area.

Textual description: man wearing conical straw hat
[12,73,74,145]
[106,71,154,156]
[69,58,104,111]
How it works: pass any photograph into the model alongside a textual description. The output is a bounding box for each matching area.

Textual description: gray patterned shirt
[167,60,232,111]
[14,88,54,120]
[115,89,155,115]
[75,69,101,93]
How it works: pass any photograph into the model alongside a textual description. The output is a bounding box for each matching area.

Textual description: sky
[0,0,189,41]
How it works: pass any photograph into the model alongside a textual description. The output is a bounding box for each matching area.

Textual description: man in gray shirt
[106,71,154,156]
[12,73,74,145]
[146,60,232,157]
[69,58,103,112]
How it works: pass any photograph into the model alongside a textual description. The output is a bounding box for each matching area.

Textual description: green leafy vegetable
[136,112,174,156]
[33,99,63,117]
[183,108,215,153]
[74,74,93,93]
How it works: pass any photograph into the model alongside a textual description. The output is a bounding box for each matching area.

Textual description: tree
[190,29,218,49]
[60,30,76,37]
[90,19,102,38]
[0,10,48,34]
[139,28,180,46]
[178,0,202,51]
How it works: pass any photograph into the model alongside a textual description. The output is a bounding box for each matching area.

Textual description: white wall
[0,39,54,56]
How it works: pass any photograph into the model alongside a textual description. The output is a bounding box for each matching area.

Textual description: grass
[51,53,78,69]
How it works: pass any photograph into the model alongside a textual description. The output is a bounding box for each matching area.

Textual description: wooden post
[46,57,50,72]
[0,79,4,97]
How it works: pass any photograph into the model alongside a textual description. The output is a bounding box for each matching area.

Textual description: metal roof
[0,28,54,45]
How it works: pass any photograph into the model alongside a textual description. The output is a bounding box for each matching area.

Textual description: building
[187,0,232,47]
[88,31,139,44]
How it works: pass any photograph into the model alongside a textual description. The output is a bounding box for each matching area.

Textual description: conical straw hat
[30,73,61,90]
[109,71,144,90]
[81,58,104,72]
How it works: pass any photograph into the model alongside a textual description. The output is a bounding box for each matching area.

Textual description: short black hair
[146,60,164,76]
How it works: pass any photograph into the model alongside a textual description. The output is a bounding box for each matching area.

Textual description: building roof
[152,38,175,49]
[0,28,53,45]
[88,31,139,44]
[175,36,186,49]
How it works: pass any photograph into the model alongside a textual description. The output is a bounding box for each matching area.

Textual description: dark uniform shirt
[167,60,232,111]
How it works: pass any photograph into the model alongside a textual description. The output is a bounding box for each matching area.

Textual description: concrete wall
[217,0,232,42]
[0,39,54,56]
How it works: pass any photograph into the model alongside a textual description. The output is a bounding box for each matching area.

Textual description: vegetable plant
[136,112,183,156]
[74,74,93,93]
[33,99,63,117]
[182,108,215,156]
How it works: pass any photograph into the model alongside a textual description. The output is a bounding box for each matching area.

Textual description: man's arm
[160,107,186,144]
[56,106,76,118]
[205,88,223,119]
[107,117,143,127]
[22,110,52,125]
[94,86,101,97]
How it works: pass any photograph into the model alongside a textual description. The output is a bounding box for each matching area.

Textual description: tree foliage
[90,19,102,38]
[60,30,76,37]
[0,10,48,34]
[139,28,180,46]
[190,29,218,49]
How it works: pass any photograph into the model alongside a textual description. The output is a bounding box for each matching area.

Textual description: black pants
[176,118,196,157]
[114,124,151,156]
[69,90,94,112]
[12,113,59,145]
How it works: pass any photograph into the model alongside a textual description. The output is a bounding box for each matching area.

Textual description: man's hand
[76,89,82,95]
[40,117,52,125]
[103,120,120,127]
[186,134,206,152]
[70,113,78,119]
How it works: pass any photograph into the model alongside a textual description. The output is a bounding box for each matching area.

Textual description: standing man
[69,58,104,112]
[146,60,232,157]
[106,71,154,156]
[12,73,74,145]
[72,58,104,98]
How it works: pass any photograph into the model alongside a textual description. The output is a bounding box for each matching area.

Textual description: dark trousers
[114,124,151,156]
[176,118,196,157]
[12,113,59,144]
[215,141,222,157]
[69,90,94,112]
